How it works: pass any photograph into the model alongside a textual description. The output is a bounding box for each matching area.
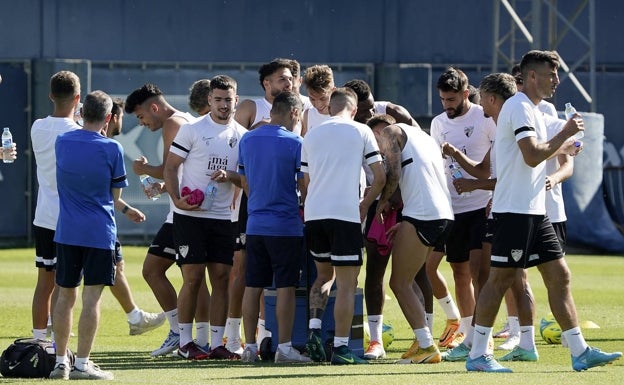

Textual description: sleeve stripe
[514,126,535,136]
[112,175,127,184]
[364,150,381,159]
[301,161,308,167]
[401,158,413,168]
[171,141,189,153]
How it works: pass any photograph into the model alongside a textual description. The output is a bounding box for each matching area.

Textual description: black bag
[0,338,64,378]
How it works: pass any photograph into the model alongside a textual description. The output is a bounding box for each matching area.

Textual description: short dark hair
[124,83,163,113]
[83,90,112,123]
[468,84,480,104]
[511,64,523,85]
[210,75,237,93]
[437,66,469,93]
[520,50,560,77]
[50,71,80,101]
[188,79,211,113]
[343,79,372,102]
[111,97,124,116]
[366,114,396,129]
[271,91,302,115]
[258,58,292,90]
[479,73,517,101]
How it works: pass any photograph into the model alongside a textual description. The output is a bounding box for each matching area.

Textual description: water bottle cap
[565,102,572,108]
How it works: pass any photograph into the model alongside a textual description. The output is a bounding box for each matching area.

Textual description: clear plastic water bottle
[449,163,463,179]
[2,127,13,164]
[202,181,218,210]
[565,102,583,140]
[140,174,161,200]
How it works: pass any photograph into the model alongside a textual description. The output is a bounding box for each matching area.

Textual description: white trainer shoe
[274,346,312,363]
[497,334,520,351]
[129,310,166,335]
[69,361,113,380]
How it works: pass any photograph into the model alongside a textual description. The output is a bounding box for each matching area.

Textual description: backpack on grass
[0,338,73,378]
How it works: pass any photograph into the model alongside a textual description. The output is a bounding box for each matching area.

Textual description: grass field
[0,246,622,384]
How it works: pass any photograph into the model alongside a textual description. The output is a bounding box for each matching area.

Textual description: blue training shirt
[237,124,303,236]
[54,129,128,250]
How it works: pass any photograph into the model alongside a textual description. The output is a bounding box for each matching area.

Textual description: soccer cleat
[363,341,386,360]
[69,361,114,380]
[396,344,441,364]
[438,319,459,348]
[225,338,244,356]
[49,363,70,380]
[400,340,420,359]
[493,322,510,339]
[499,346,539,361]
[441,342,471,362]
[330,345,368,365]
[305,329,326,362]
[572,346,623,371]
[274,346,312,363]
[241,347,259,363]
[497,334,520,351]
[150,330,180,357]
[178,341,209,360]
[446,332,465,349]
[208,345,241,360]
[466,354,512,373]
[194,339,210,354]
[129,310,166,336]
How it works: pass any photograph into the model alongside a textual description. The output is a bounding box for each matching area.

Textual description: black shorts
[234,192,248,251]
[55,244,116,287]
[245,235,302,288]
[482,218,495,244]
[402,217,453,248]
[115,240,123,263]
[445,207,487,263]
[34,225,56,271]
[148,222,177,261]
[306,219,363,266]
[490,213,563,268]
[173,213,235,266]
[552,221,567,250]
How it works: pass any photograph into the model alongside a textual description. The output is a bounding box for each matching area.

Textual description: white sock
[508,316,520,336]
[367,315,383,343]
[414,327,434,348]
[225,317,242,342]
[179,322,193,347]
[308,318,322,330]
[55,355,68,366]
[518,325,536,350]
[195,322,210,347]
[257,319,269,341]
[437,294,460,320]
[33,328,48,340]
[333,336,349,348]
[463,324,475,347]
[74,357,89,371]
[425,313,434,332]
[127,307,141,324]
[469,325,492,359]
[458,316,473,335]
[562,327,589,357]
[165,309,179,333]
[211,325,226,348]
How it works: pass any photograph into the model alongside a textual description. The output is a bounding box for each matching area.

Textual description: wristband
[122,205,129,214]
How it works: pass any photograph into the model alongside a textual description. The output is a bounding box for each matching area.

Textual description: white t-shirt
[430,103,496,214]
[31,116,80,230]
[302,116,382,223]
[492,92,547,215]
[305,107,331,133]
[169,114,247,220]
[538,100,557,118]
[165,111,198,223]
[252,98,271,128]
[397,123,454,221]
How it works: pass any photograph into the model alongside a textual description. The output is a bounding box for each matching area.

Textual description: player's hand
[132,156,149,175]
[124,206,146,223]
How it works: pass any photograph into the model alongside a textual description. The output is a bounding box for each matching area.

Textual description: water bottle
[140,174,161,200]
[564,102,583,140]
[202,181,218,210]
[449,163,463,179]
[2,127,13,164]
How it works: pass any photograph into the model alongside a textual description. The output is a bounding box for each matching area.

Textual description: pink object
[366,209,399,256]
[181,186,204,206]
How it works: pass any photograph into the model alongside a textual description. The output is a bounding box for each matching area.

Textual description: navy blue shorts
[245,235,303,288]
[55,244,116,287]
[306,219,363,266]
[173,213,235,266]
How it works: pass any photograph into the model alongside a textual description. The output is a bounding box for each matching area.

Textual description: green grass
[0,247,622,384]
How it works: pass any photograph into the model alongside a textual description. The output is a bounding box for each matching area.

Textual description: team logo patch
[511,249,523,262]
[464,126,474,137]
[228,136,238,148]
[179,245,189,258]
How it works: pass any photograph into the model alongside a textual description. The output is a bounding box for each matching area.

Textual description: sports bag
[0,338,70,378]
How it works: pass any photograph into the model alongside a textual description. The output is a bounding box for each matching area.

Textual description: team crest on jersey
[228,136,238,148]
[510,249,523,262]
[464,126,474,137]
[179,245,189,258]
[202,136,214,146]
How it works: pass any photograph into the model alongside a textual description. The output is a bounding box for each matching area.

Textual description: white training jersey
[543,114,568,223]
[397,123,454,221]
[430,103,495,214]
[252,98,272,128]
[305,106,331,134]
[300,94,313,110]
[165,111,198,223]
[169,114,247,220]
[538,100,558,118]
[492,92,547,215]
[31,116,80,230]
[302,116,382,223]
